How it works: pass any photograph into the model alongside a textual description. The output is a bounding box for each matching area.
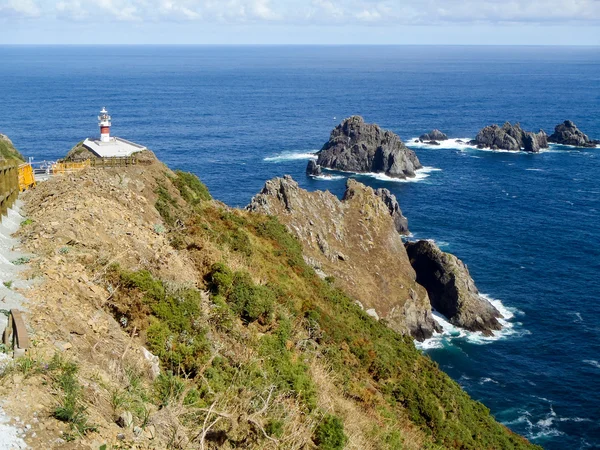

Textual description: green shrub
[207,264,274,324]
[174,171,212,204]
[314,414,348,450]
[155,184,178,226]
[51,358,96,436]
[154,371,185,407]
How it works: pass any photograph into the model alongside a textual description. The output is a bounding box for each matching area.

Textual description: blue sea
[1,45,599,449]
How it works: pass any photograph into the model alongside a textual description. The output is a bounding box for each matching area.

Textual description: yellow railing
[51,159,91,175]
[0,161,19,217]
[18,163,36,192]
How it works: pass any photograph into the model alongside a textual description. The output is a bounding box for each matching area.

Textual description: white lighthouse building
[83,107,147,158]
[99,107,111,142]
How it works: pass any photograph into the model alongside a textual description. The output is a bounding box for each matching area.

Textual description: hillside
[0,134,25,161]
[0,154,540,449]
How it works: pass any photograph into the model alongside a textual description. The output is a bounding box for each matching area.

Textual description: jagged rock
[474,122,549,152]
[523,130,548,153]
[306,160,322,176]
[372,188,409,235]
[548,120,597,147]
[310,116,422,179]
[248,176,439,340]
[405,240,503,336]
[419,129,448,141]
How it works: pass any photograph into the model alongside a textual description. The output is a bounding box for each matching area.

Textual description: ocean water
[1,45,599,449]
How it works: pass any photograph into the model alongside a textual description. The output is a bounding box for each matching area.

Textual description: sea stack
[405,240,503,336]
[548,120,599,148]
[308,116,422,179]
[472,122,548,152]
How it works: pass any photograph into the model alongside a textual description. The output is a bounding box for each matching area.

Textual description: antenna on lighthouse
[98,107,112,143]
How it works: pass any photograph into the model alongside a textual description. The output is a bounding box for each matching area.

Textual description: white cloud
[7,0,600,24]
[0,0,41,17]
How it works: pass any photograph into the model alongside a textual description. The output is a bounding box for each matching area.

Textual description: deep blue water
[1,45,599,449]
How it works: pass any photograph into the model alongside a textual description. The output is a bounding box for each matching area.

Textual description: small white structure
[83,108,147,158]
[99,107,111,142]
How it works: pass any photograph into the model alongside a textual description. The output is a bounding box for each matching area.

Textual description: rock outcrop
[405,240,502,336]
[419,129,448,142]
[248,176,438,340]
[309,116,422,179]
[472,122,548,152]
[548,120,598,147]
[306,159,322,176]
[372,188,409,235]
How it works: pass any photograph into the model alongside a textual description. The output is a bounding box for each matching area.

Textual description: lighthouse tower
[98,107,112,143]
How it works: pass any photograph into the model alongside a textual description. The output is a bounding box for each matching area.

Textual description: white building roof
[82,137,146,158]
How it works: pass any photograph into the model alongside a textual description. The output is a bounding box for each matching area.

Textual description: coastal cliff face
[473,122,548,152]
[247,176,437,340]
[405,240,503,335]
[310,116,422,178]
[0,151,539,449]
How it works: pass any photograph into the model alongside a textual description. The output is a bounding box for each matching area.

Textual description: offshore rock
[306,159,322,176]
[473,122,549,152]
[419,129,448,141]
[405,240,503,336]
[311,116,422,179]
[248,176,439,340]
[548,120,597,147]
[523,130,548,153]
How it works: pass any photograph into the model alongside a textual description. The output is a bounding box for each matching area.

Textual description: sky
[0,0,599,45]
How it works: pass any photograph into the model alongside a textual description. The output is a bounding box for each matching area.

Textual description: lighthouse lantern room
[82,107,147,158]
[99,107,112,142]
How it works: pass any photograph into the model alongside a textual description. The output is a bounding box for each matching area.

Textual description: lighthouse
[83,107,147,157]
[98,107,112,143]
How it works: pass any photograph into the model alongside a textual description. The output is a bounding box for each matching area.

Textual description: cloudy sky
[1,0,599,45]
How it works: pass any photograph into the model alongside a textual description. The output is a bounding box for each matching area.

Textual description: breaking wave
[361,166,442,183]
[263,151,318,162]
[415,294,528,350]
[408,137,477,150]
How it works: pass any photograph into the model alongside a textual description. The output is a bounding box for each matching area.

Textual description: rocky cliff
[473,122,548,152]
[405,240,502,335]
[0,149,539,450]
[308,116,422,179]
[549,120,599,147]
[248,176,437,340]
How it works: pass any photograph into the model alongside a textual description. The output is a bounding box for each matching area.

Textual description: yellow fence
[0,161,19,217]
[51,159,91,175]
[18,163,36,192]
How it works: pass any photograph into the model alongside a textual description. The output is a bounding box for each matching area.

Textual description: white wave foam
[408,138,477,150]
[415,294,527,350]
[312,174,345,181]
[479,377,499,385]
[264,151,318,162]
[583,359,600,369]
[525,168,545,172]
[362,166,442,183]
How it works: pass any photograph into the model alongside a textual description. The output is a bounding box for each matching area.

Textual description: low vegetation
[0,136,25,162]
[99,170,539,449]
